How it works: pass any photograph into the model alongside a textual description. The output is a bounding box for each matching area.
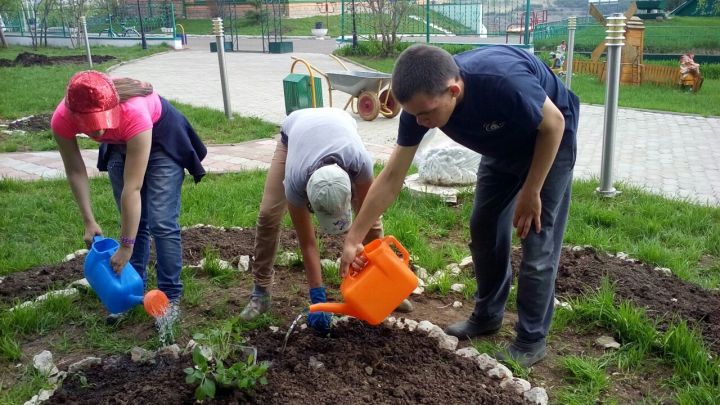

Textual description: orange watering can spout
[308,302,362,319]
[143,289,169,318]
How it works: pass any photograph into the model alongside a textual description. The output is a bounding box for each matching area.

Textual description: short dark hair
[391,44,459,103]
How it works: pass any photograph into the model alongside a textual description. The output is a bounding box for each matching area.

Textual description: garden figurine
[679,52,703,92]
[340,44,579,367]
[240,107,412,333]
[51,70,207,337]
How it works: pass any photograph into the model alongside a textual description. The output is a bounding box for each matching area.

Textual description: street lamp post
[136,0,147,50]
[213,17,232,120]
[351,0,357,49]
[565,16,577,89]
[596,13,626,198]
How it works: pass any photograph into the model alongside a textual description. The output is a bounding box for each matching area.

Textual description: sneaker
[444,316,502,339]
[105,312,129,326]
[395,298,414,313]
[240,294,271,321]
[496,341,547,368]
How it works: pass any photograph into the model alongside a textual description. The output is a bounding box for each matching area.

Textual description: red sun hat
[64,70,121,133]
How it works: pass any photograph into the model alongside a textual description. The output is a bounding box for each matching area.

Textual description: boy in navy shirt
[340,44,579,367]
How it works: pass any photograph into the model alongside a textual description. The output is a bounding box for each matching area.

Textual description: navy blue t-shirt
[398,45,579,160]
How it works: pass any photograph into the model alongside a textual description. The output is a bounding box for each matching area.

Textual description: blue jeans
[468,144,575,344]
[107,148,185,302]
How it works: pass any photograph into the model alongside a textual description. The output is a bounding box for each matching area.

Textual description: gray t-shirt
[283,108,374,208]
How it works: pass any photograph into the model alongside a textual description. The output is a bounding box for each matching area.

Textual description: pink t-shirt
[51,92,162,144]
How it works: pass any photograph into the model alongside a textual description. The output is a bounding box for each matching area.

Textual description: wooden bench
[643,64,704,92]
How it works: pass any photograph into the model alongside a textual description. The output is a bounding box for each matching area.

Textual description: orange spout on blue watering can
[309,236,418,325]
[84,236,169,317]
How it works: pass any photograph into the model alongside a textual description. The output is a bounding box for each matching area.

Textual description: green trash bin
[283,73,323,115]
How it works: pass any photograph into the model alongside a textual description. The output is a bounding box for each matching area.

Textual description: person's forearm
[523,99,566,193]
[66,170,97,225]
[346,164,405,246]
[119,188,142,241]
[523,129,563,193]
[299,241,322,288]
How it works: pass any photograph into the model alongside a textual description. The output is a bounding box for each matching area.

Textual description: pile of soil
[49,320,527,404]
[7,114,52,132]
[0,52,116,68]
[551,246,720,353]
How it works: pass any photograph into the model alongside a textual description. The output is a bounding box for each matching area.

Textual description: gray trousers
[468,143,575,345]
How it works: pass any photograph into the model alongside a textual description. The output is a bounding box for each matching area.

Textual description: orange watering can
[309,236,418,325]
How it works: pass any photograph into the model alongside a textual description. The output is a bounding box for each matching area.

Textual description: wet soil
[49,320,526,405]
[0,52,116,68]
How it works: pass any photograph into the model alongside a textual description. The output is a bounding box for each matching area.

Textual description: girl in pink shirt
[51,71,206,340]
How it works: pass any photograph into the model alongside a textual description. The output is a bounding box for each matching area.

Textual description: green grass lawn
[0,45,278,152]
[2,173,718,288]
[0,45,168,120]
[176,15,345,37]
[177,7,466,38]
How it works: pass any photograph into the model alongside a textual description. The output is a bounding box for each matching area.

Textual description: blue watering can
[84,236,168,317]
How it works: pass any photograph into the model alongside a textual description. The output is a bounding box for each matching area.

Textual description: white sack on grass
[415,131,481,186]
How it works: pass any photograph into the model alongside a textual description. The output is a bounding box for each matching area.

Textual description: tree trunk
[0,27,7,48]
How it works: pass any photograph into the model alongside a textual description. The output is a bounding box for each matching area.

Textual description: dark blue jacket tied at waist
[97,97,208,183]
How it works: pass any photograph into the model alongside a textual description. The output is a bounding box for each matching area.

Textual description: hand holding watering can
[310,236,418,325]
[84,236,169,318]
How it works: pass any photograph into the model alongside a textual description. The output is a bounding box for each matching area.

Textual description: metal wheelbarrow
[290,56,401,121]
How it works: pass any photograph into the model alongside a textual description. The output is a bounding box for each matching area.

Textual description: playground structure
[505,9,547,43]
[567,1,704,92]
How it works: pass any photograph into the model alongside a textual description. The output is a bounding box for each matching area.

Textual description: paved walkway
[1,38,719,206]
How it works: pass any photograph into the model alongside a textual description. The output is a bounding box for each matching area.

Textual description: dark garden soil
[7,113,52,132]
[0,52,116,68]
[548,246,720,353]
[2,227,716,403]
[48,320,526,405]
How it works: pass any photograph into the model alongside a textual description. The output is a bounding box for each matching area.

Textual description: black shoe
[444,317,502,339]
[105,312,128,326]
[496,341,547,367]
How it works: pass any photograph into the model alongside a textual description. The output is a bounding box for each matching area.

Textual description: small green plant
[425,271,452,295]
[321,260,342,287]
[202,247,235,285]
[556,355,610,403]
[184,343,269,400]
[0,333,22,361]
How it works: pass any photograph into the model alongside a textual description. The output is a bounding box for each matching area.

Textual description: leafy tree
[366,0,412,56]
[697,0,720,15]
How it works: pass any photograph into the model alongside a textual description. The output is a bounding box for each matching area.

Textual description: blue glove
[307,287,332,334]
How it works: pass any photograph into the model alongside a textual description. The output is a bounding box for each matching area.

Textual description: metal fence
[534,17,720,53]
[337,0,538,43]
[0,2,176,39]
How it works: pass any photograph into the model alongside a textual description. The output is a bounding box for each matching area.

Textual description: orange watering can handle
[383,235,409,265]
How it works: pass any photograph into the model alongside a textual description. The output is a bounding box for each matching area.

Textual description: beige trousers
[252,139,383,288]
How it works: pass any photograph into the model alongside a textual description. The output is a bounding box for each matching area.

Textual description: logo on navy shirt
[483,121,505,132]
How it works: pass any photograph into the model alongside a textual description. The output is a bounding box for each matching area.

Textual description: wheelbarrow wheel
[357,91,380,121]
[379,89,401,119]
